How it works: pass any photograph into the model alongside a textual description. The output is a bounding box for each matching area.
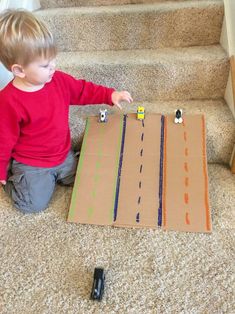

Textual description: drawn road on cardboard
[68,113,211,233]
[163,115,211,232]
[113,113,162,228]
[68,115,124,225]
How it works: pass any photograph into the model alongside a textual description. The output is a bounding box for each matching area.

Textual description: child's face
[22,57,56,86]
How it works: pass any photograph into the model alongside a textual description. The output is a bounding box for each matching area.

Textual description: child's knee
[15,200,48,214]
[13,187,53,214]
[5,171,55,214]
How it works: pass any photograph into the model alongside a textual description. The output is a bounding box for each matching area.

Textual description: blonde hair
[0,9,57,70]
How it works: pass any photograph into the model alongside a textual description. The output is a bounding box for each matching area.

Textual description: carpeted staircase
[1,1,234,313]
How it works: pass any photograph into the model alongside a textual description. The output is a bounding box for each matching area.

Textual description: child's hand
[0,180,6,185]
[111,91,133,110]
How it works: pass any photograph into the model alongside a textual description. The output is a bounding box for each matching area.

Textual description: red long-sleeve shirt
[0,70,114,180]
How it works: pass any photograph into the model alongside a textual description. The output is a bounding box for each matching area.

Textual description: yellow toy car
[137,106,145,120]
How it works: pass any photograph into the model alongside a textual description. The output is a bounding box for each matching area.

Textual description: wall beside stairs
[0,0,40,11]
[0,0,41,89]
[221,0,235,117]
[220,0,235,171]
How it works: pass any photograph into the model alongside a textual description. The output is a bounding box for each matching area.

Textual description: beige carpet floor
[1,162,234,313]
[1,1,234,313]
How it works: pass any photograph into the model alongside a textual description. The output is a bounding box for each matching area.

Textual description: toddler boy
[0,9,133,214]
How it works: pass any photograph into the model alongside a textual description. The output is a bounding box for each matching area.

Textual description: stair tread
[57,45,227,65]
[69,99,235,164]
[40,0,223,8]
[56,45,228,103]
[38,0,222,14]
[37,1,223,51]
[75,99,234,124]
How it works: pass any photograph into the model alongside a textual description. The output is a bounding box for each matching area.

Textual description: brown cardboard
[113,114,162,228]
[162,115,211,232]
[68,113,211,233]
[68,115,124,225]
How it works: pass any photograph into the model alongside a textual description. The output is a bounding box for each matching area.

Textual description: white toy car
[99,109,108,123]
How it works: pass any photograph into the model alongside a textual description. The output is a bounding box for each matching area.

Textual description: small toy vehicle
[90,267,105,301]
[99,109,108,123]
[137,106,145,120]
[174,109,183,124]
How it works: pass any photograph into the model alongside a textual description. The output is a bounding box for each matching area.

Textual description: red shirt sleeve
[0,95,20,180]
[56,71,115,106]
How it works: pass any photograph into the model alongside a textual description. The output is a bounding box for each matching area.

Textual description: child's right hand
[0,180,6,185]
[111,91,133,110]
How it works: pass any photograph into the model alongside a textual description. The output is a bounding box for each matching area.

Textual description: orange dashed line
[185,177,189,187]
[184,131,187,142]
[185,148,188,156]
[184,162,188,172]
[185,212,190,225]
[201,116,211,231]
[184,193,189,204]
[163,117,167,227]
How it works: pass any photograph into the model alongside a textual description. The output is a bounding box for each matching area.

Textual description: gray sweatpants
[4,150,78,214]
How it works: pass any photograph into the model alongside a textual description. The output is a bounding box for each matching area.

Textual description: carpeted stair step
[56,45,229,101]
[37,1,223,51]
[40,0,222,9]
[69,99,235,164]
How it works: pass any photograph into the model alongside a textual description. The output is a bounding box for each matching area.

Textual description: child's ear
[11,64,25,78]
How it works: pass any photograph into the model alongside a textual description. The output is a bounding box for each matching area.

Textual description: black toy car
[90,267,105,301]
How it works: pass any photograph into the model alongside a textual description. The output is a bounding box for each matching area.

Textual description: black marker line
[113,115,127,221]
[136,212,140,223]
[158,115,165,227]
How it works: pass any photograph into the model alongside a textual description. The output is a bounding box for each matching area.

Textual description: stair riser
[40,0,216,9]
[69,101,235,164]
[37,4,223,51]
[58,60,229,101]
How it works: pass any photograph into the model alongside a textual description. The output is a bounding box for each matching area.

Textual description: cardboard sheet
[113,114,162,228]
[67,113,211,233]
[162,115,211,232]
